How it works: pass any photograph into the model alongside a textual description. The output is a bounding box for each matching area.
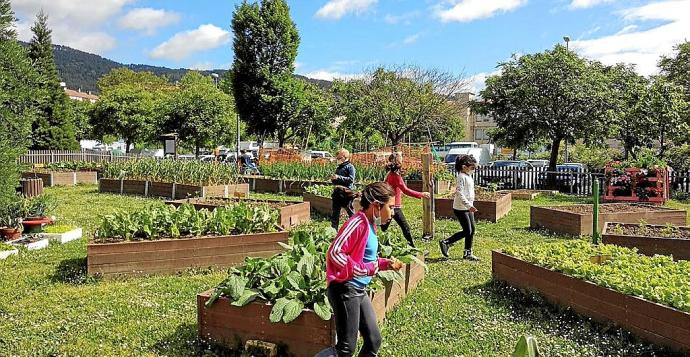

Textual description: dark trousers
[380,207,414,247]
[446,209,475,250]
[327,282,382,357]
[331,197,355,230]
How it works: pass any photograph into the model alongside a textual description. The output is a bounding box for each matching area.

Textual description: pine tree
[27,10,79,150]
[0,0,16,40]
[0,1,39,205]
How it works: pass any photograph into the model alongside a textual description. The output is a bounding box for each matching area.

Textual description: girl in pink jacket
[326,182,403,357]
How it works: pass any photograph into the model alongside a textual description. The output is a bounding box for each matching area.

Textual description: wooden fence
[18,150,141,166]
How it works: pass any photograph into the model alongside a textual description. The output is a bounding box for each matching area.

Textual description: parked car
[310,150,335,162]
[538,163,588,193]
[444,148,491,169]
[477,160,534,189]
[527,159,549,168]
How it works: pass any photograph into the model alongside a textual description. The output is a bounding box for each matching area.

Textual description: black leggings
[327,282,381,357]
[446,209,475,250]
[380,208,414,246]
[331,197,355,230]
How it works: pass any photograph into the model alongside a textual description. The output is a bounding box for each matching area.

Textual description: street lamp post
[210,73,219,88]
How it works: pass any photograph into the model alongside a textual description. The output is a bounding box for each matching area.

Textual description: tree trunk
[195,142,200,159]
[512,148,517,160]
[547,138,562,189]
[125,139,131,154]
[659,129,666,159]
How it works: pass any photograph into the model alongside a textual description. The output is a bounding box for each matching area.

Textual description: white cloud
[436,0,527,23]
[150,24,231,61]
[316,0,377,20]
[301,70,362,81]
[118,8,180,35]
[569,0,614,10]
[467,69,502,93]
[572,0,690,76]
[11,0,133,54]
[383,11,421,25]
[403,33,422,45]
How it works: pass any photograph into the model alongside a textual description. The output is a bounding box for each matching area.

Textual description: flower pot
[0,228,22,241]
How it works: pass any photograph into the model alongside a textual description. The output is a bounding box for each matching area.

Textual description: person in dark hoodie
[330,148,357,229]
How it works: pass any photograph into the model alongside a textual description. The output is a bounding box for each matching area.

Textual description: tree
[474,45,614,173]
[27,10,79,150]
[638,77,689,158]
[606,64,652,159]
[334,65,468,147]
[0,0,16,40]
[0,1,39,205]
[264,76,332,147]
[230,0,300,143]
[90,69,171,153]
[71,99,94,141]
[659,41,690,101]
[160,72,235,157]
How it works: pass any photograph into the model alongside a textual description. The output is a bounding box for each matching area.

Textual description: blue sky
[10,0,690,91]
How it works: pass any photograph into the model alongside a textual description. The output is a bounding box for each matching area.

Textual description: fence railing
[466,166,690,197]
[18,150,141,166]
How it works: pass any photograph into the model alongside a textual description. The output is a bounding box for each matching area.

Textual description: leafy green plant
[612,224,624,235]
[93,203,278,242]
[513,335,541,357]
[44,161,102,172]
[638,219,649,236]
[304,184,333,198]
[0,199,23,229]
[206,224,335,323]
[503,240,690,313]
[20,194,57,218]
[102,158,239,186]
[660,223,678,238]
[44,224,77,234]
[0,243,17,251]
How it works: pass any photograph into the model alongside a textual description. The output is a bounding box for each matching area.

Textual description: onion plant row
[102,159,240,186]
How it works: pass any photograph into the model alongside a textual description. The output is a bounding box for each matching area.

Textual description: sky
[9,0,690,92]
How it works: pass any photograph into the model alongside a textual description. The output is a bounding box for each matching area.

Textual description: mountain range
[24,42,331,94]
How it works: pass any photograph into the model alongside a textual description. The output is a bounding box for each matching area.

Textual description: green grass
[0,185,688,356]
[44,224,78,234]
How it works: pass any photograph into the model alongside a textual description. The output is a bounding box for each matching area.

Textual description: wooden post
[422,149,434,239]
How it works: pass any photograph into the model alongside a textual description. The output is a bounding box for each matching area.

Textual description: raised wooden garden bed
[406,180,451,195]
[198,256,425,357]
[167,198,310,229]
[8,236,50,251]
[530,203,687,236]
[241,176,330,195]
[492,251,690,353]
[435,192,512,223]
[98,178,249,199]
[302,193,362,217]
[602,222,690,261]
[604,166,669,204]
[87,231,288,277]
[498,189,559,200]
[21,171,98,187]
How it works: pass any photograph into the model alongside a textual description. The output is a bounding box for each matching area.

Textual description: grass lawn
[0,185,687,356]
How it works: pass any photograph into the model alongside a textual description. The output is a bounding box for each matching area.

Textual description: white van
[444,148,491,168]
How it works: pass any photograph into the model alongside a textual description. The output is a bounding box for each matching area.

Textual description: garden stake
[593,180,600,245]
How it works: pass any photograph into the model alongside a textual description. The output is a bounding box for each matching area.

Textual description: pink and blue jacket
[326,211,392,285]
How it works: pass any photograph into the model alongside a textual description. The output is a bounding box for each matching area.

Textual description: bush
[667,144,690,171]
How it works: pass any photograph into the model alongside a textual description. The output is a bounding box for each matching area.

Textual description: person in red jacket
[326,182,404,357]
[382,152,431,248]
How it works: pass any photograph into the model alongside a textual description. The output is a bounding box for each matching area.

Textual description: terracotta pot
[23,216,46,222]
[0,227,22,241]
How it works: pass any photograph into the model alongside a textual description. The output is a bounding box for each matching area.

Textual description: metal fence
[467,166,690,196]
[18,150,141,166]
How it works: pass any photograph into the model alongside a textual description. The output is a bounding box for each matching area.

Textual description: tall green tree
[71,99,94,141]
[230,0,300,144]
[90,69,170,153]
[0,0,39,205]
[334,65,467,147]
[27,10,79,150]
[659,41,690,101]
[606,64,652,159]
[637,77,689,158]
[0,0,15,40]
[474,45,614,172]
[160,72,235,157]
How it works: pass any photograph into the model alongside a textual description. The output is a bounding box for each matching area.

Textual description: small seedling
[638,219,649,236]
[660,223,677,238]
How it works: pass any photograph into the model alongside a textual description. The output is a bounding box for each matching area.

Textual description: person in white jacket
[439,154,479,260]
